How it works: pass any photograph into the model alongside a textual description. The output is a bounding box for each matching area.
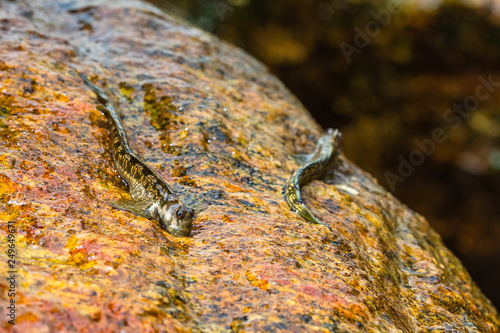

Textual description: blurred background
[147,0,500,308]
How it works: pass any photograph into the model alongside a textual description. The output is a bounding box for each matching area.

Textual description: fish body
[284,129,342,231]
[81,76,194,237]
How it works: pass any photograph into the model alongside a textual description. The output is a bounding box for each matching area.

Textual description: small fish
[284,129,342,231]
[81,75,194,237]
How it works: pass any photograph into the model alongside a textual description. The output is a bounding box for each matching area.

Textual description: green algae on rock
[0,0,498,332]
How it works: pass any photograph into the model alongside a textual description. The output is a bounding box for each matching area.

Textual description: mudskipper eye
[176,208,186,219]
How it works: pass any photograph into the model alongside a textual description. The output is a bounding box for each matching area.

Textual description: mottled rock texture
[0,0,498,332]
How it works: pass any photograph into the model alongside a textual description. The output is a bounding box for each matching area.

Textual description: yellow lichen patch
[119,81,135,102]
[246,271,270,291]
[0,93,16,114]
[53,92,70,102]
[0,174,19,198]
[178,128,189,140]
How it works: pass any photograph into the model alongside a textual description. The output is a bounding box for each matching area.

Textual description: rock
[0,0,498,331]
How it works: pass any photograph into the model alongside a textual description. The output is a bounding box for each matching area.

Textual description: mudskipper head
[157,202,194,237]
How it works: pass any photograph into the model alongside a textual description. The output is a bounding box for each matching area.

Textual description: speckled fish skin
[81,75,194,237]
[285,129,342,231]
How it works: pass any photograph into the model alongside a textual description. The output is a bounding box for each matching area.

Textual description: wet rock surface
[0,0,498,331]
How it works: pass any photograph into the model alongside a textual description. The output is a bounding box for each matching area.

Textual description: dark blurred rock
[0,0,498,331]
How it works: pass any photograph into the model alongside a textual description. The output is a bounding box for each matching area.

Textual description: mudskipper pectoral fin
[293,153,314,165]
[191,202,208,214]
[298,205,333,232]
[110,198,153,219]
[184,196,209,214]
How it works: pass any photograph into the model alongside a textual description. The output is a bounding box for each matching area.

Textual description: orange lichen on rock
[0,0,498,332]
